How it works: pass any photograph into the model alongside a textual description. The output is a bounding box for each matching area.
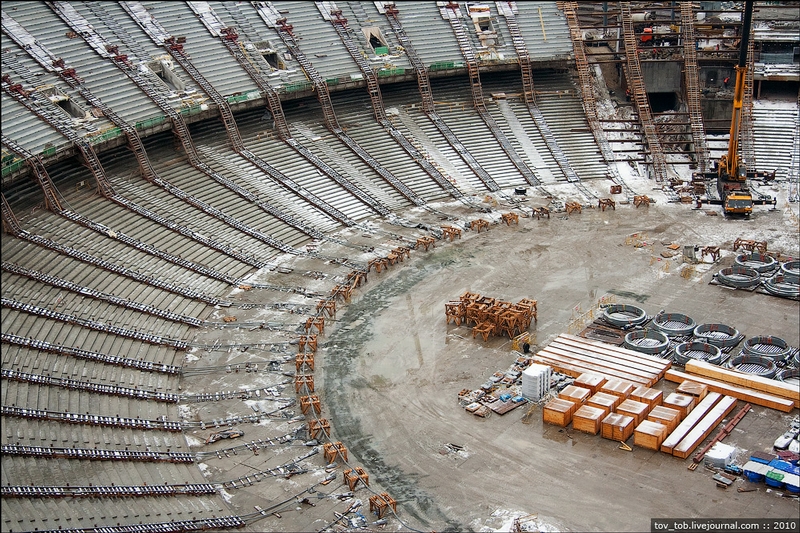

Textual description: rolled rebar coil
[725,354,777,378]
[673,341,724,366]
[794,350,800,368]
[742,335,792,362]
[623,329,670,355]
[776,367,799,386]
[735,252,778,273]
[716,265,761,289]
[781,260,800,284]
[651,312,696,337]
[602,304,648,328]
[693,323,742,348]
[763,274,800,298]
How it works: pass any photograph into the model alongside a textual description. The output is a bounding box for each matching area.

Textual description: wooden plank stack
[683,360,800,408]
[664,368,795,413]
[532,334,671,387]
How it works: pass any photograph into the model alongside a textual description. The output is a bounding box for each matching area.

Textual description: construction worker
[723,76,730,88]
[625,88,631,102]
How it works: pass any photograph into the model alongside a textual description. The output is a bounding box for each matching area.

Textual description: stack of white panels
[522,363,552,401]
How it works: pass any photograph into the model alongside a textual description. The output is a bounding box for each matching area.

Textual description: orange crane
[705,0,771,216]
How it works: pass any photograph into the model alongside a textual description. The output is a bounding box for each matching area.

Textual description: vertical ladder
[438,2,540,188]
[619,1,668,183]
[681,1,709,173]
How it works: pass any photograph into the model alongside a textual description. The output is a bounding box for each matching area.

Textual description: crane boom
[713,0,755,216]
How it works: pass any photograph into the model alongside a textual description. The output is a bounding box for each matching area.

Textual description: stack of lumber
[683,360,799,409]
[532,334,671,387]
[660,392,738,458]
[665,366,795,413]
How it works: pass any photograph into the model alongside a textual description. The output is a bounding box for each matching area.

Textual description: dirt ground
[186,181,800,533]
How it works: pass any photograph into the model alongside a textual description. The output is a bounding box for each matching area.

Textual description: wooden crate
[573,405,605,435]
[543,398,576,427]
[647,405,681,434]
[663,392,696,419]
[574,373,607,395]
[558,385,591,406]
[599,378,635,401]
[616,399,651,426]
[676,380,709,401]
[601,413,635,441]
[634,420,668,450]
[587,392,619,416]
[631,386,663,409]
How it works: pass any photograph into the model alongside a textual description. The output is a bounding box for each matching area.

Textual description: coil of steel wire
[623,329,669,355]
[693,323,742,348]
[763,274,800,298]
[735,252,778,273]
[673,341,725,366]
[602,304,648,328]
[742,335,792,362]
[725,354,778,378]
[716,265,760,289]
[780,260,800,284]
[651,312,696,337]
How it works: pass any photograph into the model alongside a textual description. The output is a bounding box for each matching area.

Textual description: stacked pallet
[660,391,739,459]
[532,334,671,387]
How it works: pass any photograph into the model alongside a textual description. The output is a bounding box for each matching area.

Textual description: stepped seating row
[1,368,178,403]
[1,405,183,431]
[2,379,175,421]
[1,443,194,463]
[751,102,798,179]
[1,235,208,321]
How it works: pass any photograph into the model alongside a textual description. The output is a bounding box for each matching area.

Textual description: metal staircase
[438,2,540,188]
[250,7,424,206]
[1,136,63,213]
[1,193,23,236]
[619,1,668,183]
[681,1,709,174]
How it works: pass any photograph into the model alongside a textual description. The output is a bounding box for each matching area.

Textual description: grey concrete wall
[642,61,682,92]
